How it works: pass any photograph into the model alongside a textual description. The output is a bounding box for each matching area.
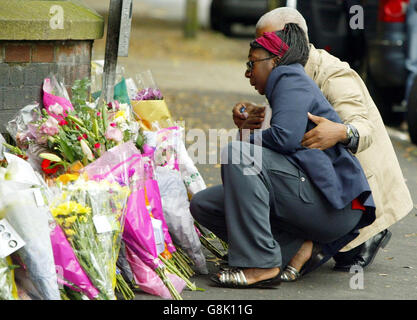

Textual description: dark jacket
[250,63,375,225]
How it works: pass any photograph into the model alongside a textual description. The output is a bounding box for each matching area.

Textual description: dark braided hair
[250,23,310,68]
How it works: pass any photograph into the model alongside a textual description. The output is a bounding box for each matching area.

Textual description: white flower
[49,103,64,116]
[39,153,62,163]
[80,139,94,161]
[3,161,19,181]
[0,167,6,180]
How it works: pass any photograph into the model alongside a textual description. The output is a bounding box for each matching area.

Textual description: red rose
[41,159,61,175]
[94,143,101,149]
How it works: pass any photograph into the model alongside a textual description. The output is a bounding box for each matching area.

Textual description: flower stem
[159,256,205,292]
[115,273,135,300]
[155,267,183,300]
[199,235,226,260]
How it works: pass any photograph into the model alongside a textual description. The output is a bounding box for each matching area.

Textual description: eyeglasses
[246,56,276,73]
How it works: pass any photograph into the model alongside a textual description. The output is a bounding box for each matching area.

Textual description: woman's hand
[232,102,265,129]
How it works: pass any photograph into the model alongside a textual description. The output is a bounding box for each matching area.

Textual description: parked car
[210,0,269,35]
[210,0,417,143]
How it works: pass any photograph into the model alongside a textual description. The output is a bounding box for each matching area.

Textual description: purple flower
[133,87,163,101]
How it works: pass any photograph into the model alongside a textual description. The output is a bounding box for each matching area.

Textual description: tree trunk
[184,0,198,38]
[268,0,285,11]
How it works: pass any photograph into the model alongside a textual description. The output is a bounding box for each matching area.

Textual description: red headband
[255,32,289,58]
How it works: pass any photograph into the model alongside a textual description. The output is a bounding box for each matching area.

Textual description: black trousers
[190,141,363,269]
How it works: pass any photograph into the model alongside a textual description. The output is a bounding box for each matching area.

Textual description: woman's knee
[189,191,203,221]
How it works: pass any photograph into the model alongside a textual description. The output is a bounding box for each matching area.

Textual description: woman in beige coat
[233,7,413,277]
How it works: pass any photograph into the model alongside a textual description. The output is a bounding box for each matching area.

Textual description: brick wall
[0,40,93,132]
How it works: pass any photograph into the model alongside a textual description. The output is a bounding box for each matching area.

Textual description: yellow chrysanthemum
[56,173,79,185]
[79,216,88,223]
[65,215,77,224]
[51,201,91,217]
[65,229,76,236]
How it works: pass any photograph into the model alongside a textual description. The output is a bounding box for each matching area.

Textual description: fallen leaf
[403,266,414,269]
[379,273,388,276]
[385,257,394,260]
[404,233,417,237]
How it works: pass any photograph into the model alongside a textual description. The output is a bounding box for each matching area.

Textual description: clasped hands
[232,102,347,150]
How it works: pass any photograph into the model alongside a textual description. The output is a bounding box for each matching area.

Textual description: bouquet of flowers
[142,157,204,291]
[5,77,144,178]
[143,128,209,274]
[49,176,131,300]
[82,142,188,299]
[0,153,61,300]
[131,70,174,131]
[50,221,101,300]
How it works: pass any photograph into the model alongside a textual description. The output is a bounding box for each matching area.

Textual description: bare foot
[241,267,280,285]
[288,240,313,272]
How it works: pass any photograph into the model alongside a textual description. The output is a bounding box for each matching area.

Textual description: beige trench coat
[304,45,413,251]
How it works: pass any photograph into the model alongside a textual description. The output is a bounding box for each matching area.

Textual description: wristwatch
[342,124,353,145]
[342,124,360,153]
[346,124,355,143]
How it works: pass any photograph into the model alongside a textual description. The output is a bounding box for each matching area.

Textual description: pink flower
[40,117,59,136]
[105,126,123,142]
[107,101,120,111]
[58,120,68,126]
[110,122,117,127]
[49,103,64,116]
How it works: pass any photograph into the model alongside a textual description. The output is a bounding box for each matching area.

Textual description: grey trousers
[406,0,417,102]
[190,141,363,269]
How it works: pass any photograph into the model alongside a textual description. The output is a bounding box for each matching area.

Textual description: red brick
[57,44,76,56]
[5,44,31,63]
[32,44,54,62]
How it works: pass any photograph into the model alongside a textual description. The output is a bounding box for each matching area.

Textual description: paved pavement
[88,9,417,301]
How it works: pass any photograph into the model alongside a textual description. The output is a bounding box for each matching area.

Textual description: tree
[184,0,198,38]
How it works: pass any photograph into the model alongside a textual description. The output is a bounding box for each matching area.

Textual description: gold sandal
[210,268,282,289]
[280,265,301,282]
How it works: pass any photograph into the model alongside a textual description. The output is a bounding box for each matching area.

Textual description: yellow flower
[56,173,79,185]
[65,215,77,224]
[51,201,91,217]
[79,216,88,223]
[77,205,91,215]
[114,110,126,119]
[66,229,76,236]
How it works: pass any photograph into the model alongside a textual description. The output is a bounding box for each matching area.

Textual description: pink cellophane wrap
[83,142,164,270]
[42,78,74,122]
[145,175,176,253]
[50,224,100,300]
[123,187,163,270]
[125,244,186,299]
